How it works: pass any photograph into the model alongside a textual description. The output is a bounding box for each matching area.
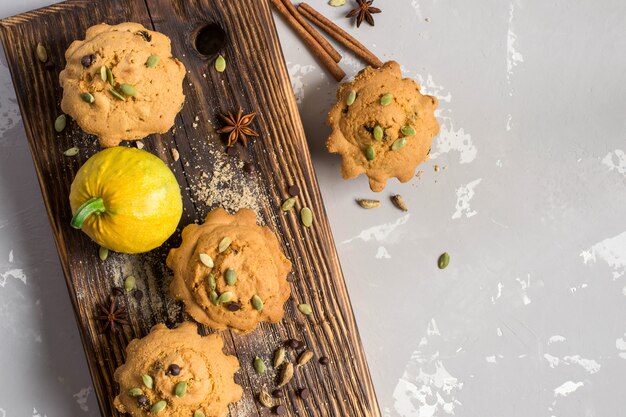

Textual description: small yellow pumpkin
[69,147,183,254]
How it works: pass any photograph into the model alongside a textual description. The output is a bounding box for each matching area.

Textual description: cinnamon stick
[298,3,383,69]
[270,0,345,81]
[280,0,342,63]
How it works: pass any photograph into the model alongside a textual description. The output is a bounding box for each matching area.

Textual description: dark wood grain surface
[0,0,381,416]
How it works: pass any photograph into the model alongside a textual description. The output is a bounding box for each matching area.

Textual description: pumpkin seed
[401,125,416,136]
[106,67,114,85]
[346,90,357,106]
[380,93,393,106]
[438,252,450,269]
[253,356,267,374]
[142,374,154,389]
[298,303,313,315]
[373,125,383,141]
[194,411,206,417]
[80,92,95,104]
[391,138,407,151]
[208,274,216,291]
[120,83,137,97]
[175,381,187,397]
[281,196,296,211]
[297,350,314,367]
[300,207,313,228]
[218,237,232,253]
[146,54,160,68]
[225,268,237,285]
[365,145,375,161]
[273,346,286,368]
[109,88,125,101]
[124,275,136,292]
[54,114,66,133]
[258,390,273,408]
[356,199,381,209]
[150,400,167,413]
[391,194,408,212]
[100,66,107,81]
[215,55,226,72]
[217,291,233,304]
[63,147,79,156]
[35,43,48,63]
[128,387,143,397]
[329,0,346,6]
[277,362,294,387]
[251,294,263,311]
[98,246,109,261]
[210,290,218,305]
[199,253,214,268]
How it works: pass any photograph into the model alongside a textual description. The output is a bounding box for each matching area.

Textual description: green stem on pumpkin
[71,197,106,229]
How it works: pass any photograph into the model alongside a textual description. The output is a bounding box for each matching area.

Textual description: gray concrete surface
[1,1,626,416]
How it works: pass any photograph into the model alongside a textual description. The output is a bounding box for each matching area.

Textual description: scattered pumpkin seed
[391,138,407,151]
[346,90,357,106]
[356,199,381,209]
[365,145,375,161]
[146,54,160,68]
[401,125,416,136]
[298,303,313,315]
[98,246,109,261]
[300,207,313,228]
[120,83,137,97]
[438,252,450,269]
[194,411,206,417]
[208,274,216,291]
[281,196,296,212]
[380,93,393,106]
[217,291,233,304]
[225,268,237,286]
[251,294,263,311]
[80,92,95,104]
[63,147,79,157]
[142,374,154,389]
[297,350,314,367]
[124,275,136,292]
[199,253,214,268]
[210,290,218,305]
[218,237,232,253]
[273,346,286,368]
[215,55,226,72]
[175,381,187,397]
[100,66,107,81]
[391,194,408,212]
[35,43,48,63]
[150,400,167,413]
[253,356,267,374]
[277,362,294,387]
[128,387,143,397]
[106,67,114,85]
[258,390,274,408]
[373,125,383,141]
[329,0,346,6]
[109,88,126,101]
[54,114,66,133]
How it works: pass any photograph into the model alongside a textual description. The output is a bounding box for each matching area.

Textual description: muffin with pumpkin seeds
[326,61,440,192]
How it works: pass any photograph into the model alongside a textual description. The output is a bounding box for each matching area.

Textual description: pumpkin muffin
[113,321,242,417]
[167,208,292,334]
[326,61,440,191]
[59,22,186,147]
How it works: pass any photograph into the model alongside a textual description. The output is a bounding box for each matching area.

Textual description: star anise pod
[95,296,128,333]
[217,107,259,147]
[346,0,382,28]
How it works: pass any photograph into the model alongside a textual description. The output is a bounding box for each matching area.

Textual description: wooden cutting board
[0,1,381,416]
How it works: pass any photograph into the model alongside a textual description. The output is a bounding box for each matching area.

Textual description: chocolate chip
[242,162,254,173]
[227,302,241,311]
[134,289,144,302]
[287,339,303,349]
[166,364,181,376]
[80,54,95,68]
[319,356,329,365]
[271,389,283,398]
[226,146,238,156]
[111,287,124,297]
[288,184,300,197]
[274,405,287,415]
[137,395,149,408]
[298,388,310,400]
[137,31,152,42]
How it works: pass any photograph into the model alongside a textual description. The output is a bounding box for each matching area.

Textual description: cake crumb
[136,141,144,150]
[171,148,180,161]
[434,165,439,172]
